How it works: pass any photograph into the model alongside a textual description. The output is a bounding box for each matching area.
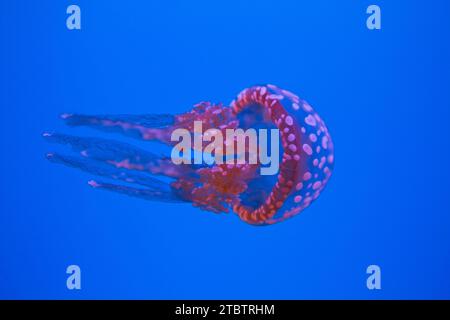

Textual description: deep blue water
[1,0,450,299]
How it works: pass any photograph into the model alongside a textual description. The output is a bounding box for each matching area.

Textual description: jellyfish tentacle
[60,102,239,145]
[87,179,185,203]
[43,132,194,179]
[47,153,185,203]
[62,113,175,128]
[46,152,173,190]
[61,113,176,142]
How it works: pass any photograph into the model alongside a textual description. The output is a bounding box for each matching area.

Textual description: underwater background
[1,0,450,299]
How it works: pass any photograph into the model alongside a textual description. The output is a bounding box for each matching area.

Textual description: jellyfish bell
[229,85,334,225]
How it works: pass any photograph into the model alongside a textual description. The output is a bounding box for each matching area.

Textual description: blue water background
[1,1,450,298]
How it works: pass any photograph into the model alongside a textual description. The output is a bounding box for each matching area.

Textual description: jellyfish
[44,85,334,225]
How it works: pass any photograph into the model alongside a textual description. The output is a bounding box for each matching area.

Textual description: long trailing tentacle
[60,103,240,145]
[61,113,175,142]
[87,179,184,203]
[43,132,195,179]
[46,153,186,203]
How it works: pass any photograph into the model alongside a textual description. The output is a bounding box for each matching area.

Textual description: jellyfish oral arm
[170,120,280,176]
